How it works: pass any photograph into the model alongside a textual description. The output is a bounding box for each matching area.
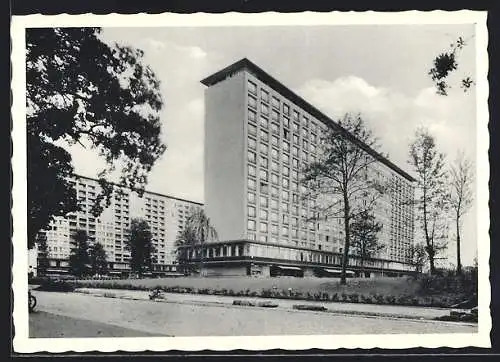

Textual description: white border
[11,11,490,353]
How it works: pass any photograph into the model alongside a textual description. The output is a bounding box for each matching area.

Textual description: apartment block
[37,175,202,276]
[186,58,416,277]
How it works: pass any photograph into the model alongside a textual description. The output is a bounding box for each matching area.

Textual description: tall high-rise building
[37,175,203,276]
[190,58,415,277]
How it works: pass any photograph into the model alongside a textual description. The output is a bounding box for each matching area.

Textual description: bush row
[68,280,470,308]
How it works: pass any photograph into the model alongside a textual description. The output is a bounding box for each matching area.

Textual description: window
[293,122,299,132]
[283,103,290,115]
[259,235,268,242]
[260,129,269,142]
[292,193,299,203]
[260,209,268,220]
[261,102,269,115]
[248,137,256,150]
[282,190,289,200]
[271,186,279,197]
[282,202,289,212]
[261,89,269,103]
[292,205,299,215]
[247,219,256,231]
[293,110,299,121]
[260,196,268,208]
[283,116,290,128]
[271,160,279,171]
[248,206,256,217]
[271,135,279,146]
[248,80,257,94]
[282,226,289,236]
[248,151,256,163]
[283,128,290,139]
[271,122,279,134]
[271,148,279,159]
[282,153,290,164]
[292,228,298,238]
[292,146,299,156]
[301,151,308,162]
[291,181,298,191]
[302,116,309,127]
[271,211,278,222]
[260,115,268,128]
[283,141,290,152]
[311,121,317,133]
[292,170,298,180]
[282,214,289,224]
[293,134,299,144]
[248,192,256,203]
[292,158,299,168]
[260,143,268,154]
[283,166,290,176]
[271,173,279,185]
[260,169,268,181]
[248,96,257,108]
[260,156,268,168]
[272,96,280,109]
[292,217,299,226]
[247,178,256,189]
[248,165,256,177]
[260,222,268,233]
[302,128,308,137]
[303,140,308,150]
[271,224,279,234]
[248,109,256,122]
[249,123,257,136]
[271,109,279,122]
[282,178,289,188]
[271,199,279,209]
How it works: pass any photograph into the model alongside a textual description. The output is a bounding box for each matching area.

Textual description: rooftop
[74,174,204,206]
[201,58,415,182]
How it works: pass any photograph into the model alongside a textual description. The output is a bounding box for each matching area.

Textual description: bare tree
[408,128,449,275]
[302,113,385,285]
[449,151,474,275]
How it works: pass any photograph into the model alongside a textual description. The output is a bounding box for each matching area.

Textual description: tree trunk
[422,194,435,275]
[340,194,350,285]
[456,214,462,275]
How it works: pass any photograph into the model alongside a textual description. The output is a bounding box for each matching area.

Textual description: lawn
[73,276,421,296]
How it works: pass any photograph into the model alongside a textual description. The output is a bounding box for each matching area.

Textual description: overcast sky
[67,24,478,266]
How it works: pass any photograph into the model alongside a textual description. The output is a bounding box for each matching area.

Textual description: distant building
[178,58,416,277]
[37,175,203,277]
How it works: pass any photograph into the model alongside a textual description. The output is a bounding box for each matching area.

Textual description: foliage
[88,242,109,276]
[26,27,166,248]
[350,210,384,267]
[302,113,385,284]
[35,233,50,276]
[428,36,474,95]
[408,128,449,275]
[125,218,156,277]
[449,151,474,274]
[68,230,91,278]
[35,279,75,292]
[408,243,427,273]
[175,208,218,275]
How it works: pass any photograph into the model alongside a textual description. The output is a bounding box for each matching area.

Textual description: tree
[125,218,155,278]
[175,225,198,274]
[177,208,218,276]
[69,229,90,278]
[408,243,427,273]
[88,242,109,276]
[36,233,50,276]
[302,113,385,285]
[428,36,474,96]
[408,128,449,275]
[350,210,383,274]
[26,27,166,249]
[449,151,474,275]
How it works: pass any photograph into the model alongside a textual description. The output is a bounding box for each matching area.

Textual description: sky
[66,24,479,266]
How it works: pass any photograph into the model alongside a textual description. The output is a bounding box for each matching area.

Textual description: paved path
[30,291,477,337]
[76,287,452,320]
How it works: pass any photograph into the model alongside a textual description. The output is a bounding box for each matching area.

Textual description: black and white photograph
[11,11,490,352]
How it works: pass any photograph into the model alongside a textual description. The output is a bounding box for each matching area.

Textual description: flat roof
[201,58,415,182]
[73,174,204,206]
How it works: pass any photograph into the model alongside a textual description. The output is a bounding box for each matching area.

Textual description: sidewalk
[75,287,453,321]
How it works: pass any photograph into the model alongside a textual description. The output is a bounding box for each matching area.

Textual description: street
[29,291,478,337]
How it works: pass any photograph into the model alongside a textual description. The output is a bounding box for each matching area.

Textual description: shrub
[385,295,396,305]
[330,293,339,302]
[348,293,359,303]
[103,292,116,298]
[374,294,385,304]
[35,279,75,292]
[257,301,279,308]
[341,293,349,302]
[233,300,256,307]
[360,295,373,304]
